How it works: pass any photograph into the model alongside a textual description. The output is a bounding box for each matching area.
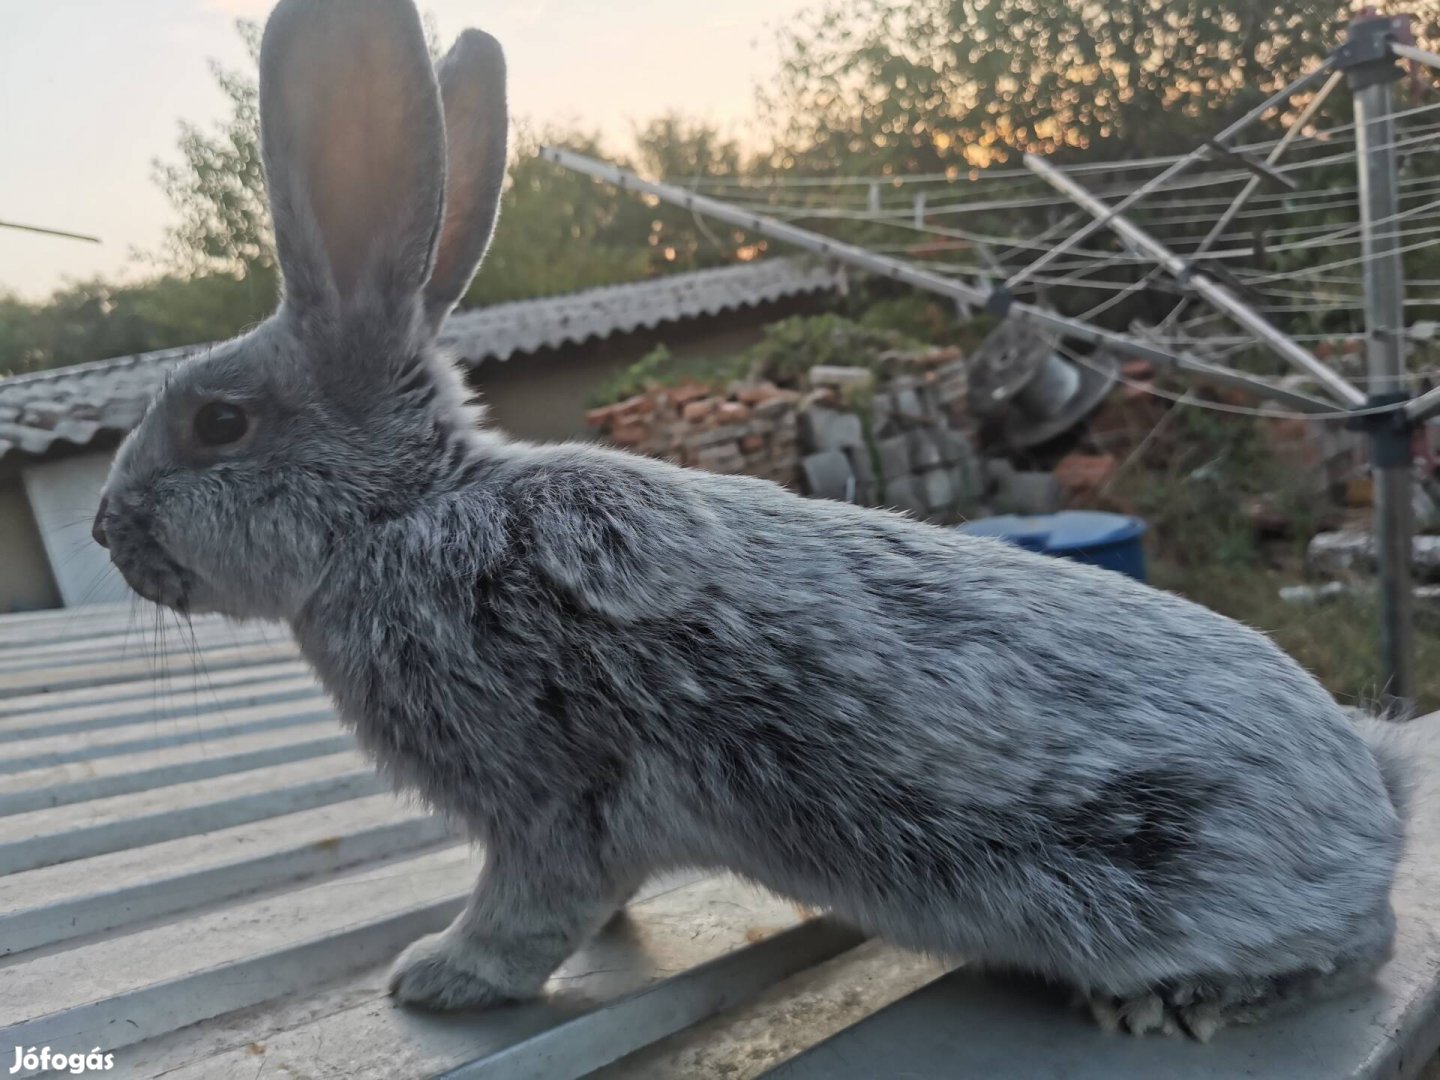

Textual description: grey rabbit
[94,0,1411,1042]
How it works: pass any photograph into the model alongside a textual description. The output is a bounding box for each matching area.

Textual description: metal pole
[541,146,1341,416]
[1159,70,1345,331]
[1391,40,1440,71]
[1405,382,1440,423]
[0,220,101,244]
[1351,20,1416,713]
[1003,61,1335,292]
[1025,154,1366,407]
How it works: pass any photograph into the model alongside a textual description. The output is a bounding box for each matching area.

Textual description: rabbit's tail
[1353,711,1433,823]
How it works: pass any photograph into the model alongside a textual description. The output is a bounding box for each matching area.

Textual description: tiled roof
[0,258,844,463]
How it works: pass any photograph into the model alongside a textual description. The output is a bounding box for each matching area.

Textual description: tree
[152,21,272,276]
[765,1,1437,176]
[0,21,753,374]
[631,115,758,270]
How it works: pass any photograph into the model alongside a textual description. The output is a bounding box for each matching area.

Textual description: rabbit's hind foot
[1078,948,1389,1042]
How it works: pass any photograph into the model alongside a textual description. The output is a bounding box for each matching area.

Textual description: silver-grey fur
[96,0,1407,1041]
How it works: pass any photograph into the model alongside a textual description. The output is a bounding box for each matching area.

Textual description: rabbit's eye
[193,402,249,446]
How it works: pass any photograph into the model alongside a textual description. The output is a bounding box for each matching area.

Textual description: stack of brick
[802,351,981,521]
[588,347,981,522]
[586,381,804,489]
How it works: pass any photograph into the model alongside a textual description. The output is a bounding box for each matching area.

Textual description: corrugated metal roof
[0,259,845,464]
[0,602,883,1078]
[437,256,843,363]
[3,604,1440,1077]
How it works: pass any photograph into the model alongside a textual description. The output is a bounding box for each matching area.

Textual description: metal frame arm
[541,146,1340,415]
[1024,154,1366,408]
[1001,61,1336,293]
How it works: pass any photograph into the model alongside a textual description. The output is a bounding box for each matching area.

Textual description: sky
[0,0,815,299]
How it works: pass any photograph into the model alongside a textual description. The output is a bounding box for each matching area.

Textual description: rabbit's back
[298,440,1403,998]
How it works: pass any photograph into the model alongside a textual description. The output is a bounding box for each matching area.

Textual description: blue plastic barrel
[958,511,1148,582]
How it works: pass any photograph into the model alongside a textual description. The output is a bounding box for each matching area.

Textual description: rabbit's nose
[92,495,110,549]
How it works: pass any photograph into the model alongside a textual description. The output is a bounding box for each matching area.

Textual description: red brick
[669,382,713,408]
[585,404,616,427]
[754,391,803,417]
[609,422,650,447]
[736,381,781,406]
[715,401,752,424]
[611,393,656,420]
[682,398,719,422]
[1054,453,1117,492]
[740,434,766,453]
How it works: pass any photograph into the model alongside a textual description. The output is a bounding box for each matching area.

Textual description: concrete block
[884,474,929,517]
[908,430,943,470]
[802,449,856,502]
[921,468,956,512]
[809,365,875,391]
[876,435,912,480]
[949,460,981,511]
[846,446,876,486]
[933,426,972,466]
[983,457,1015,494]
[801,407,865,453]
[892,389,925,422]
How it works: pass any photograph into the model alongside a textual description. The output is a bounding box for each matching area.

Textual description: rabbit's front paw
[387,932,519,1011]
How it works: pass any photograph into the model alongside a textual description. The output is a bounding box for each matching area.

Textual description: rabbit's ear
[424,31,509,329]
[259,0,444,322]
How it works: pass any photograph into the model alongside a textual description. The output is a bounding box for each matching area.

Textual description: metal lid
[967,319,1062,417]
[1003,348,1119,449]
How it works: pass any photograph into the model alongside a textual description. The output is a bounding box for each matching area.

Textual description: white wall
[21,451,131,607]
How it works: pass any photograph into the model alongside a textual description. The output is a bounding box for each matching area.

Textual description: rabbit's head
[94,0,508,620]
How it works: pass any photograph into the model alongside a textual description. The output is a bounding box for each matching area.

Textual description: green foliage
[761,1,1440,339]
[464,117,751,306]
[740,313,920,385]
[855,293,996,350]
[0,23,755,374]
[591,343,751,407]
[1114,398,1272,569]
[467,126,653,306]
[590,313,929,407]
[0,269,278,378]
[593,344,675,405]
[152,20,271,275]
[766,1,1375,175]
[10,2,1440,378]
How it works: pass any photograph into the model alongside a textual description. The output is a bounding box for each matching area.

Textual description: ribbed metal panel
[11,600,1424,1077]
[0,603,870,1079]
[0,259,844,463]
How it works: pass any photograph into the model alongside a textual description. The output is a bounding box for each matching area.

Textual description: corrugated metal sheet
[0,260,844,464]
[4,603,1440,1077]
[437,257,844,363]
[0,602,885,1079]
